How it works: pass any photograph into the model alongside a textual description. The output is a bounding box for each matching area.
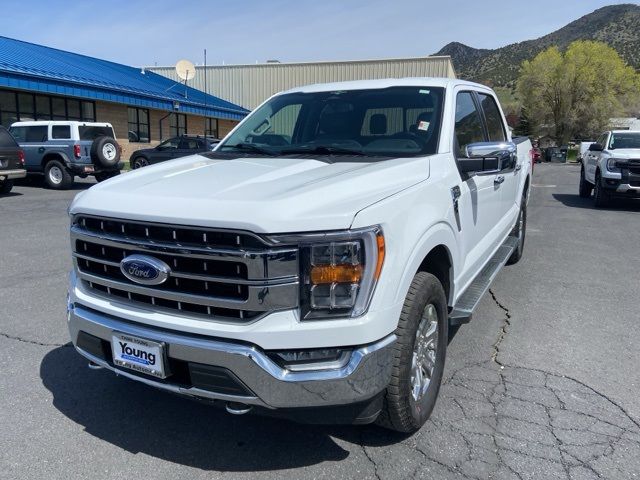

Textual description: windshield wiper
[221,143,277,156]
[280,145,368,156]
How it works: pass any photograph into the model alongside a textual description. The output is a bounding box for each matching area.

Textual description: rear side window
[9,125,47,142]
[0,127,18,148]
[478,94,506,142]
[51,125,71,139]
[454,92,485,157]
[79,126,115,140]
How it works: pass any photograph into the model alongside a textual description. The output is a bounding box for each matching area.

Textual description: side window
[158,137,180,150]
[0,127,17,148]
[478,94,506,142]
[51,125,71,139]
[181,138,199,150]
[25,126,48,142]
[454,92,485,157]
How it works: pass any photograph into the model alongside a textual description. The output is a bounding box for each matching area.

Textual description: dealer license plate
[111,333,167,379]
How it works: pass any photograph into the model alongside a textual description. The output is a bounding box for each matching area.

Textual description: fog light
[270,347,351,372]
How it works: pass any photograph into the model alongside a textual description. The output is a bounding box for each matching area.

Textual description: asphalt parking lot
[1,163,640,480]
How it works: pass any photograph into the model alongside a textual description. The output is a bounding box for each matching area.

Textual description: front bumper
[0,168,26,180]
[67,303,395,410]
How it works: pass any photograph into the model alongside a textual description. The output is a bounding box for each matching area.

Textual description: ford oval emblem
[120,254,171,286]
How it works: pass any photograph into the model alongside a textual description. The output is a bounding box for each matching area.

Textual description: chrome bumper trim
[616,184,639,193]
[0,169,26,180]
[68,304,396,408]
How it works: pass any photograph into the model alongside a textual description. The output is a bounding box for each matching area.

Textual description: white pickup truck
[580,130,640,206]
[67,78,532,433]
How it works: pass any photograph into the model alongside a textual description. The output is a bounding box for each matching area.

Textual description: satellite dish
[175,59,196,81]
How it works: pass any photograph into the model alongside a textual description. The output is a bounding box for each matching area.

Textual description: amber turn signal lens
[374,233,385,280]
[310,264,363,285]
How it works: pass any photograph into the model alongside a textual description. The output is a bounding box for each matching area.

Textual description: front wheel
[377,272,448,433]
[579,168,593,198]
[44,160,74,189]
[593,173,610,208]
[131,157,149,169]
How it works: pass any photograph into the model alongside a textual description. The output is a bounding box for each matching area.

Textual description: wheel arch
[41,151,69,168]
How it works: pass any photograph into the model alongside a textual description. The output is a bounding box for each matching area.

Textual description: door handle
[515,163,522,172]
[494,176,505,185]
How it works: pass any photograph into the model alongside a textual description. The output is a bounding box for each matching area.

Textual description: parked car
[9,121,122,189]
[545,147,566,163]
[579,130,640,207]
[67,78,532,433]
[129,135,220,169]
[531,147,541,163]
[0,125,26,194]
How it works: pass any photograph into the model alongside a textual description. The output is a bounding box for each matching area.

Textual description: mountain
[436,4,640,88]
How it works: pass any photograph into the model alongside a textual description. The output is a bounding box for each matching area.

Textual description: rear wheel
[593,172,610,208]
[0,179,14,194]
[131,157,149,169]
[44,160,73,189]
[579,168,593,198]
[377,272,448,433]
[506,195,527,265]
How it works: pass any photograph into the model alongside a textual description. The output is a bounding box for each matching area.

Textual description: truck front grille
[71,215,299,323]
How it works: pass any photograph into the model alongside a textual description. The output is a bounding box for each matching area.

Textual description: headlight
[606,158,621,173]
[268,226,385,320]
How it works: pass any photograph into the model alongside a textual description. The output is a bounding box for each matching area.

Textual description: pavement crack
[0,331,70,348]
[488,288,511,368]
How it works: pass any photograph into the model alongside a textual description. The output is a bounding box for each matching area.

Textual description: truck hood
[607,149,640,158]
[70,154,429,233]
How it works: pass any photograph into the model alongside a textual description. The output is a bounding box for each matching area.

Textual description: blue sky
[3,0,634,67]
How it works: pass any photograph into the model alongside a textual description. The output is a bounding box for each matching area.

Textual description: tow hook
[88,361,104,370]
[225,402,252,415]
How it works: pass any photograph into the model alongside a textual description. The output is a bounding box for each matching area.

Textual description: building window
[127,107,150,142]
[0,89,96,127]
[205,118,218,138]
[170,113,187,137]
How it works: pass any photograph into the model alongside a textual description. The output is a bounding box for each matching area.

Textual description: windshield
[219,86,444,159]
[79,125,115,140]
[609,132,640,150]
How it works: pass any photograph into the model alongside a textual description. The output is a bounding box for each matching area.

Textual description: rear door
[0,127,22,172]
[9,125,48,171]
[452,90,505,289]
[585,133,607,183]
[477,92,519,226]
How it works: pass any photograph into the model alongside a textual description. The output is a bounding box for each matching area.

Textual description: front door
[452,91,505,290]
[9,125,48,171]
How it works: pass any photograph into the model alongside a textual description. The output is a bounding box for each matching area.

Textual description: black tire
[579,168,593,198]
[0,179,14,194]
[131,156,149,169]
[44,160,74,189]
[377,272,448,433]
[506,195,527,265]
[94,170,121,182]
[91,136,120,168]
[593,172,610,208]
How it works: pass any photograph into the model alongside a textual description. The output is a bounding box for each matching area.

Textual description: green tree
[517,41,640,144]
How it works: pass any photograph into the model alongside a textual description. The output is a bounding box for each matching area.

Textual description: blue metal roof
[0,36,249,120]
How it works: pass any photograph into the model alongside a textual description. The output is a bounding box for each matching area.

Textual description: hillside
[436,4,640,87]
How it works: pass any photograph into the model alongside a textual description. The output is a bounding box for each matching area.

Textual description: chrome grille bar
[71,215,300,323]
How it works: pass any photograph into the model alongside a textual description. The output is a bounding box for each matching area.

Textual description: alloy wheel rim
[49,166,62,184]
[410,303,439,402]
[103,144,117,161]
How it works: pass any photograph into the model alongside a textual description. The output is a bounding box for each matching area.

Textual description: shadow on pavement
[0,191,22,197]
[40,344,398,472]
[552,193,640,212]
[15,177,95,191]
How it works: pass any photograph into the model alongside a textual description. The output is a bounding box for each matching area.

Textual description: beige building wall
[149,56,456,110]
[95,101,240,161]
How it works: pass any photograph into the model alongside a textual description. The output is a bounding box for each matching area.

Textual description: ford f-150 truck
[67,78,532,433]
[580,130,640,206]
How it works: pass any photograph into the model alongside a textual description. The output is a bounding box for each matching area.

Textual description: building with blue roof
[0,36,248,157]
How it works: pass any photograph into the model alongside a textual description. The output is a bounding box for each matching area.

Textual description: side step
[449,236,518,326]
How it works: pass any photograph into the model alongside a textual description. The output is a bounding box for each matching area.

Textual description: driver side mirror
[458,141,516,175]
[588,143,604,152]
